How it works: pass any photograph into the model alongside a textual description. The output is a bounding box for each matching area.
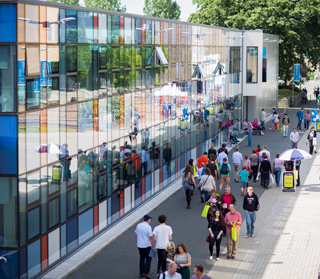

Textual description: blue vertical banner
[294,64,300,81]
[40,61,47,86]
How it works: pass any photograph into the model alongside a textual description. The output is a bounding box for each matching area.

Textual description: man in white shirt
[290,128,300,148]
[153,215,173,275]
[135,215,156,279]
[260,108,266,131]
[232,148,243,182]
[159,262,182,279]
[259,145,271,161]
[218,147,228,165]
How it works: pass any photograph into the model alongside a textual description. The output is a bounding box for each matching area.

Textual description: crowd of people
[134,108,318,279]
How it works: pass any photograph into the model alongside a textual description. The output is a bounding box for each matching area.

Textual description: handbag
[269,173,275,184]
[206,234,209,242]
[232,223,237,242]
[201,203,210,217]
[188,174,195,186]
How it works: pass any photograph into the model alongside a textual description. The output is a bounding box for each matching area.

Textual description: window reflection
[25,4,39,42]
[78,11,93,44]
[66,10,77,44]
[26,45,40,76]
[247,47,257,83]
[0,45,16,112]
[99,14,107,44]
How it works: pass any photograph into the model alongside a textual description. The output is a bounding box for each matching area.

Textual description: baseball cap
[143,215,152,221]
[243,165,247,169]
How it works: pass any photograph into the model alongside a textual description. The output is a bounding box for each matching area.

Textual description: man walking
[225,204,242,259]
[260,108,266,131]
[219,158,231,191]
[153,215,173,275]
[232,147,243,182]
[191,264,212,279]
[197,152,209,168]
[281,113,290,138]
[269,108,276,130]
[259,145,271,161]
[217,147,228,165]
[218,143,229,155]
[135,215,156,279]
[296,108,304,130]
[245,119,253,147]
[290,128,300,148]
[159,263,181,279]
[243,187,259,237]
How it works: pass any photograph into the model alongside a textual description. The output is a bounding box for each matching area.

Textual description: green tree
[47,0,79,5]
[188,0,320,84]
[84,0,126,12]
[143,0,181,20]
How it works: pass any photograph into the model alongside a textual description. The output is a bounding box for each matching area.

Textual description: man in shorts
[219,158,231,192]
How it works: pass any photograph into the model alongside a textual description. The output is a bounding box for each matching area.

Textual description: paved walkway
[43,108,319,279]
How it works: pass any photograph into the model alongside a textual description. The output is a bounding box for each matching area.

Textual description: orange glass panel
[39,6,47,43]
[17,4,25,43]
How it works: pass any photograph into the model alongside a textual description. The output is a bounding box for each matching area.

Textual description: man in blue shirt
[245,119,253,147]
[296,108,304,130]
[232,147,243,182]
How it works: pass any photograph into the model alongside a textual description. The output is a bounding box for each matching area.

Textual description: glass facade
[0,2,244,278]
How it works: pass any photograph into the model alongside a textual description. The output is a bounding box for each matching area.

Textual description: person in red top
[224,204,242,259]
[256,144,262,155]
[197,152,209,169]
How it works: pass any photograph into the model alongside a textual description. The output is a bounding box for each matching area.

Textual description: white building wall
[242,30,278,121]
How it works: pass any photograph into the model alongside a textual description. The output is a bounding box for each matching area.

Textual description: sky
[122,0,196,21]
[79,0,197,22]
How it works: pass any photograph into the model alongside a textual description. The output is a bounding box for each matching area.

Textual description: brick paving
[65,108,318,279]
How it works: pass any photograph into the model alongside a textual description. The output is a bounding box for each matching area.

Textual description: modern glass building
[0,1,278,278]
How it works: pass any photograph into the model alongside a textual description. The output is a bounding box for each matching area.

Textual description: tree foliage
[188,0,320,83]
[47,0,79,5]
[84,0,126,12]
[143,0,181,20]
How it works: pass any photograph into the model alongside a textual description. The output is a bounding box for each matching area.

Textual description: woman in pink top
[252,118,264,135]
[273,153,283,187]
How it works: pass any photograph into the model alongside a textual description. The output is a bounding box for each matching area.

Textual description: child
[239,165,249,196]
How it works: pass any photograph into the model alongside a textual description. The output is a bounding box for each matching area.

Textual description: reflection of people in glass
[150,141,160,170]
[78,164,92,207]
[225,118,231,141]
[100,142,107,160]
[163,143,172,173]
[142,128,150,149]
[139,146,148,176]
[60,144,70,181]
[216,110,223,130]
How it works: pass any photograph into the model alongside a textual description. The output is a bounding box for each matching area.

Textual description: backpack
[220,163,228,174]
[157,272,166,279]
[201,167,205,176]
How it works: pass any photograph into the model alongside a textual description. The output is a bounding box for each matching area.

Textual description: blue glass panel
[111,16,120,44]
[180,153,185,170]
[66,10,77,44]
[135,180,142,206]
[78,12,93,44]
[27,240,40,279]
[111,193,120,222]
[20,248,27,279]
[0,250,18,279]
[0,4,16,43]
[196,145,200,158]
[49,197,59,228]
[0,116,17,174]
[59,9,66,43]
[135,19,142,45]
[0,45,17,112]
[28,207,39,240]
[145,174,151,199]
[60,224,66,257]
[78,209,93,244]
[67,217,77,252]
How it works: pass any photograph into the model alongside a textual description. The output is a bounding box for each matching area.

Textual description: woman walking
[198,168,216,201]
[182,165,195,209]
[175,243,191,279]
[208,144,217,157]
[256,144,262,155]
[273,111,280,131]
[165,242,176,268]
[260,154,272,189]
[249,149,259,182]
[306,127,317,155]
[273,153,283,187]
[304,110,311,130]
[243,154,250,169]
[208,209,225,261]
